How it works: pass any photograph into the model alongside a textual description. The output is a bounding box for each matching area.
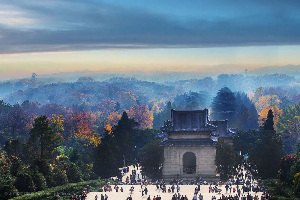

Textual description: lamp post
[123,155,125,167]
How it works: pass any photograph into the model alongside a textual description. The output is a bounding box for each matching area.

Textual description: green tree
[52,166,68,187]
[0,151,18,200]
[233,129,260,156]
[211,87,237,127]
[278,155,297,184]
[28,116,61,159]
[140,140,164,179]
[93,141,119,178]
[30,167,47,191]
[66,163,83,183]
[112,111,138,166]
[249,109,285,179]
[15,172,35,193]
[277,103,300,154]
[216,140,241,179]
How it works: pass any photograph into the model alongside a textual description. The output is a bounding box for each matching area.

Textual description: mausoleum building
[160,109,233,181]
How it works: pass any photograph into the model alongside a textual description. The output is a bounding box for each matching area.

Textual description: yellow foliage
[258,105,282,129]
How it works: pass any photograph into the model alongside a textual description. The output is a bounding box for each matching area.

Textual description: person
[193,194,197,200]
[198,193,203,200]
[95,194,98,200]
[127,195,132,200]
[172,184,175,193]
[104,194,108,200]
[153,195,156,200]
[147,195,151,200]
[120,187,123,192]
[145,187,148,195]
[101,194,104,200]
[177,184,180,192]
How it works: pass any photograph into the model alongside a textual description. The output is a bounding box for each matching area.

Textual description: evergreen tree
[264,109,274,131]
[140,140,164,179]
[211,87,237,127]
[216,140,241,179]
[93,141,119,178]
[249,109,285,179]
[28,116,61,159]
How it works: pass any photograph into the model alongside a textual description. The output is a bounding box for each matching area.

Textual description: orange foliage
[255,95,281,112]
[258,105,283,129]
[104,111,121,134]
[66,110,96,140]
[127,104,153,129]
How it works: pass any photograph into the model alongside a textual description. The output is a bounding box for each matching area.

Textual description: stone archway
[183,152,196,174]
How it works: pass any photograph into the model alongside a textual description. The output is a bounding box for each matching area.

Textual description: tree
[30,167,47,191]
[127,104,153,129]
[277,103,300,154]
[111,111,138,166]
[15,172,35,193]
[264,109,275,131]
[216,140,241,179]
[233,129,260,156]
[278,155,297,184]
[211,87,237,127]
[66,163,83,183]
[93,141,119,178]
[28,116,61,159]
[140,140,164,179]
[249,109,285,179]
[258,105,282,129]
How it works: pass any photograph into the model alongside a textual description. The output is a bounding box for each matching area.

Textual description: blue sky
[1,0,300,80]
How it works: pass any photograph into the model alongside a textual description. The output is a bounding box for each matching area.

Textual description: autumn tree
[50,114,64,139]
[258,105,282,129]
[127,104,153,129]
[104,111,121,134]
[65,110,100,146]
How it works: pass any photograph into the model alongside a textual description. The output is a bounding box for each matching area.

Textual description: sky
[1,0,300,80]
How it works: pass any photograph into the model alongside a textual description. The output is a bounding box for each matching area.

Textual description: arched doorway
[183,152,196,174]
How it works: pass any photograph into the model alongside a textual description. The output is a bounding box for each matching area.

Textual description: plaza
[86,165,264,200]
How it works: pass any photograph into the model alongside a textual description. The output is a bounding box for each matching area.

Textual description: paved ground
[87,165,263,200]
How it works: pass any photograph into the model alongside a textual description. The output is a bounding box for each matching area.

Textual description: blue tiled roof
[160,138,217,146]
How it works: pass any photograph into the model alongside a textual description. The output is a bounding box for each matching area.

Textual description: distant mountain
[250,65,300,77]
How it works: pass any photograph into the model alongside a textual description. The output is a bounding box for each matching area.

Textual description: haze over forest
[2,0,300,199]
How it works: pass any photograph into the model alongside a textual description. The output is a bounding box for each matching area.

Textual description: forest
[1,73,300,199]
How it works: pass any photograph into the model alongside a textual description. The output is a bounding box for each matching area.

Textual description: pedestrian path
[87,164,264,200]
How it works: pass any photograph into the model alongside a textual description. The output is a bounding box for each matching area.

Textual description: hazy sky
[1,0,300,80]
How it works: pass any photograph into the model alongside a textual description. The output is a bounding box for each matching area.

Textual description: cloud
[1,0,300,54]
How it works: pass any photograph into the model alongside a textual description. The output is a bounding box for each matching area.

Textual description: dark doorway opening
[183,152,196,174]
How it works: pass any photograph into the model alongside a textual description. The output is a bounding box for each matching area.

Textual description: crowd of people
[93,161,271,200]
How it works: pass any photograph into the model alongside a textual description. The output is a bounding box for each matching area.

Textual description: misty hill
[251,65,300,77]
[4,77,176,110]
[1,73,300,110]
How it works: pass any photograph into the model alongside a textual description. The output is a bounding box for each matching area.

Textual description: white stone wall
[162,145,217,178]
